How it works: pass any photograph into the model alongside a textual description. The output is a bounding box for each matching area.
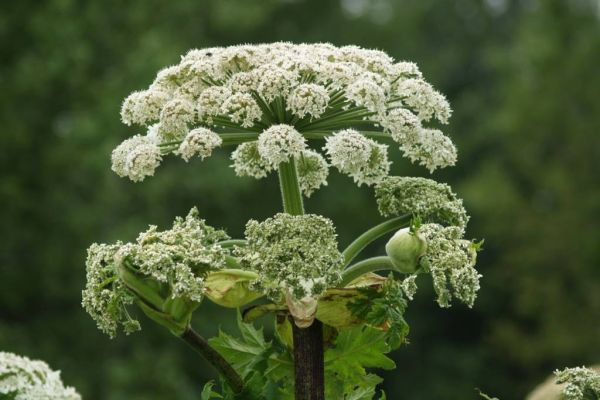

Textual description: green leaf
[347,276,410,349]
[236,309,266,348]
[200,381,222,400]
[208,328,267,379]
[325,326,394,396]
[208,310,294,398]
[345,385,376,400]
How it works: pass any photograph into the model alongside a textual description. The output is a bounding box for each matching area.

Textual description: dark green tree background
[1,0,598,398]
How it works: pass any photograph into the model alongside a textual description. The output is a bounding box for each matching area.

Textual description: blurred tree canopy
[1,0,598,399]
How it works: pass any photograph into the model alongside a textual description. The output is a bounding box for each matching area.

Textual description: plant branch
[342,215,411,267]
[180,326,245,394]
[340,256,395,286]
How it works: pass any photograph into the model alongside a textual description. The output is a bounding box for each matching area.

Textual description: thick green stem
[278,160,304,215]
[340,256,395,286]
[180,327,245,394]
[342,215,411,267]
[277,158,324,400]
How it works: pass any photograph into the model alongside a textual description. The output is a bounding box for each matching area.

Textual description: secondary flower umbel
[113,43,454,196]
[82,208,230,337]
[0,352,81,400]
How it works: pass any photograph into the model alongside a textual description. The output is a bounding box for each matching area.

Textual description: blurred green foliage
[1,0,599,399]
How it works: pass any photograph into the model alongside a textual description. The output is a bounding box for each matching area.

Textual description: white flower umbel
[82,208,229,337]
[296,150,329,197]
[382,108,421,143]
[287,83,330,119]
[177,127,223,162]
[221,92,263,128]
[111,135,162,182]
[324,129,390,186]
[419,223,481,308]
[158,97,196,141]
[230,141,270,179]
[257,124,306,168]
[0,352,81,400]
[555,367,600,400]
[255,65,298,102]
[375,176,469,230]
[394,78,452,124]
[239,213,343,301]
[121,89,170,126]
[197,86,232,122]
[401,128,457,172]
[345,76,386,113]
[116,43,455,185]
[227,71,258,93]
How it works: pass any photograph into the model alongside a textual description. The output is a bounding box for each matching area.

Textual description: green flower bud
[204,269,263,308]
[385,228,426,273]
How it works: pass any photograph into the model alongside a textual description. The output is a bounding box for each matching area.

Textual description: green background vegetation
[1,0,599,398]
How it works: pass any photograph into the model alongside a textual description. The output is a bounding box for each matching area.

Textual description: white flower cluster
[323,129,390,186]
[81,242,139,337]
[555,367,600,400]
[287,83,330,119]
[257,124,306,168]
[111,135,162,182]
[82,208,229,337]
[116,42,454,188]
[176,127,223,162]
[0,352,81,400]
[296,150,329,197]
[230,141,269,179]
[239,213,343,301]
[375,176,469,230]
[231,140,328,197]
[418,223,481,308]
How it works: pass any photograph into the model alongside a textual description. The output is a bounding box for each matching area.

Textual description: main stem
[180,327,245,394]
[278,159,325,400]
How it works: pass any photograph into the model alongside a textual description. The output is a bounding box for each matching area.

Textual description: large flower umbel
[114,43,454,191]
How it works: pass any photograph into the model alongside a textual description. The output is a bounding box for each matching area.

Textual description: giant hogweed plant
[82,42,481,400]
